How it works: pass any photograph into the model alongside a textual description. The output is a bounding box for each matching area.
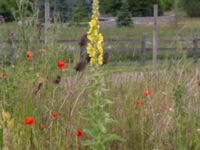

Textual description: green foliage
[181,0,200,17]
[117,0,132,27]
[0,0,17,21]
[101,0,122,16]
[160,0,174,11]
[81,67,123,149]
[127,0,164,16]
[173,84,184,114]
[71,4,87,25]
[1,0,174,22]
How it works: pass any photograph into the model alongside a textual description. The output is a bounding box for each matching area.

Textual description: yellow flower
[90,58,96,64]
[89,19,97,27]
[98,55,103,65]
[86,0,104,65]
[98,34,103,42]
[97,43,103,52]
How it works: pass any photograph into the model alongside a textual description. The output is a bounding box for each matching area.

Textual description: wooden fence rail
[0,33,199,64]
[1,37,200,44]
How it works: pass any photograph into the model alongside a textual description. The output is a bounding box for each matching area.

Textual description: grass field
[1,16,200,40]
[1,16,200,149]
[1,53,200,149]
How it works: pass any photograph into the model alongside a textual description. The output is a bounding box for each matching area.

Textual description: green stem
[141,108,144,150]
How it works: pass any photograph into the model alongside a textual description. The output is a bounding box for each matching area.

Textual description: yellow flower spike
[98,34,103,42]
[90,58,96,65]
[2,111,11,122]
[98,56,103,65]
[87,0,104,65]
[89,19,97,27]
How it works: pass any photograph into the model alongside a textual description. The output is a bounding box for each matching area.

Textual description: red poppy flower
[57,59,65,70]
[26,51,33,58]
[75,130,83,139]
[198,80,200,86]
[144,90,152,96]
[51,112,57,119]
[39,123,45,129]
[130,100,144,107]
[24,117,34,125]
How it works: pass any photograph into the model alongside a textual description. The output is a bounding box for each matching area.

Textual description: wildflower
[1,72,7,80]
[130,100,144,107]
[51,112,57,119]
[57,59,65,70]
[144,90,152,96]
[24,117,34,125]
[169,107,174,112]
[86,0,104,65]
[39,124,45,129]
[198,80,200,86]
[26,51,33,58]
[75,130,83,139]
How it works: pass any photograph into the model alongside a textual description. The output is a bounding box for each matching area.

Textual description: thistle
[87,0,104,65]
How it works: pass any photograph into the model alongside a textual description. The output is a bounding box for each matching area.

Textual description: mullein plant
[86,0,103,65]
[80,0,122,149]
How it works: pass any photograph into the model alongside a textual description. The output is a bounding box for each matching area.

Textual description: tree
[0,0,17,21]
[117,0,132,27]
[181,0,200,17]
[128,0,163,16]
[102,0,122,16]
[71,4,87,25]
[160,0,174,11]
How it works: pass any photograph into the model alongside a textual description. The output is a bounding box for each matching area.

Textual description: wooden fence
[0,33,199,65]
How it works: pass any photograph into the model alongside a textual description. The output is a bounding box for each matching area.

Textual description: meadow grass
[1,13,200,149]
[1,16,200,40]
[1,50,200,149]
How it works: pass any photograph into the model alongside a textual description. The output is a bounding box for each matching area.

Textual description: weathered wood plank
[152,4,158,74]
[0,37,200,44]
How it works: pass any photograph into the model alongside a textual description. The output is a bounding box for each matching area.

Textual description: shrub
[181,0,200,17]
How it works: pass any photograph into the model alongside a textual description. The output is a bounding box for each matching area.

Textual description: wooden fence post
[141,33,146,65]
[192,34,198,63]
[153,4,158,74]
[45,1,50,44]
[7,32,15,64]
[173,0,178,28]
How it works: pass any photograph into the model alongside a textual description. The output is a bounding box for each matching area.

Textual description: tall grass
[1,0,200,149]
[1,47,200,149]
